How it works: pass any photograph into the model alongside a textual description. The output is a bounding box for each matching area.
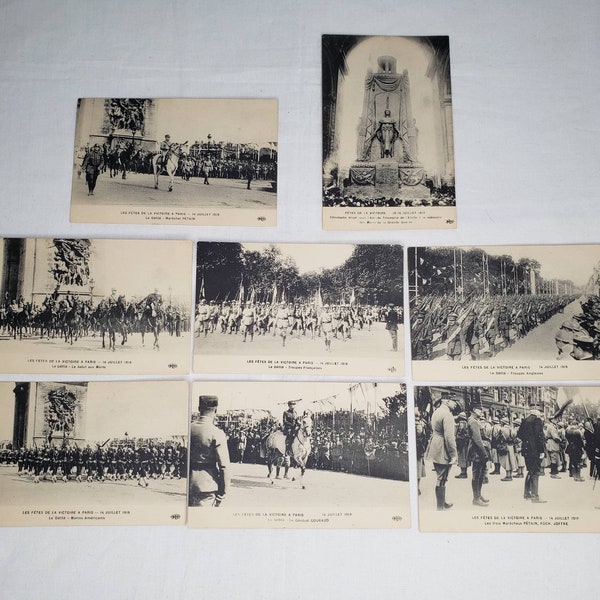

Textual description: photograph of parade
[0,381,188,526]
[187,381,410,528]
[409,245,600,380]
[194,242,404,377]
[0,238,192,374]
[415,385,600,532]
[71,98,278,226]
[322,35,455,228]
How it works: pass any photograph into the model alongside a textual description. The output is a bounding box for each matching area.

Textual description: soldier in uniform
[571,331,596,360]
[415,408,431,495]
[555,329,574,360]
[545,416,563,478]
[385,304,399,352]
[189,395,230,507]
[282,400,298,462]
[81,143,104,196]
[454,412,469,479]
[202,157,213,185]
[319,304,334,352]
[275,302,290,347]
[489,417,502,475]
[159,134,172,166]
[424,393,458,511]
[241,301,256,343]
[196,299,211,337]
[565,419,586,482]
[467,406,490,506]
[517,404,547,503]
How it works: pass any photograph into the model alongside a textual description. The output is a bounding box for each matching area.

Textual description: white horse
[262,415,312,489]
[152,142,187,192]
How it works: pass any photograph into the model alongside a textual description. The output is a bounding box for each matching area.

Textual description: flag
[552,387,581,419]
[271,281,277,305]
[235,281,244,303]
[350,289,356,306]
[315,285,323,307]
[198,275,205,300]
[249,287,255,304]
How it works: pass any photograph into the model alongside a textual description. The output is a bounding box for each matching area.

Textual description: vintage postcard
[322,35,456,230]
[187,381,410,529]
[409,245,600,381]
[0,237,192,375]
[193,242,404,377]
[71,98,278,227]
[415,385,600,532]
[0,380,188,526]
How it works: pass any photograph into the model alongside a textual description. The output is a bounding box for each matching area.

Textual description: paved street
[0,330,191,374]
[72,170,277,210]
[419,460,600,516]
[0,464,186,508]
[222,461,407,508]
[499,298,582,360]
[195,321,403,360]
[0,330,190,356]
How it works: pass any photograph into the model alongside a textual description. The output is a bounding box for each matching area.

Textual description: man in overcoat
[424,394,458,510]
[517,404,546,503]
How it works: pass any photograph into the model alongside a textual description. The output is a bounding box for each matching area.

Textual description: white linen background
[1,1,599,599]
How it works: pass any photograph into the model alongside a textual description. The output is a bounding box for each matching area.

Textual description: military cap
[555,329,573,343]
[198,395,219,410]
[573,330,594,345]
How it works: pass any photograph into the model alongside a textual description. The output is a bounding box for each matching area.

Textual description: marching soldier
[241,301,256,343]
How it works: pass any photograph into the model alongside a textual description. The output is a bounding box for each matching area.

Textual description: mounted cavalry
[261,407,312,489]
[152,137,188,192]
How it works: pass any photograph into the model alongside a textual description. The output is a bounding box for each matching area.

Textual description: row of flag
[198,275,357,306]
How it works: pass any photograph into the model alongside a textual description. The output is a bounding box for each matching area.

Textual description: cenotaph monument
[347,56,427,199]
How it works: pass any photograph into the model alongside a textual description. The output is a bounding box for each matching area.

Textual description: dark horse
[139,303,162,350]
[62,301,83,345]
[261,417,312,489]
[105,296,128,351]
[108,142,137,180]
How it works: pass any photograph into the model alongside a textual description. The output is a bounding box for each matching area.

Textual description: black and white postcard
[0,380,188,526]
[187,381,410,528]
[71,98,278,226]
[415,385,600,532]
[322,35,456,230]
[0,238,192,375]
[409,245,600,381]
[193,242,404,377]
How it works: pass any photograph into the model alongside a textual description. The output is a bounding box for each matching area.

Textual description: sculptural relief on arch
[322,35,456,230]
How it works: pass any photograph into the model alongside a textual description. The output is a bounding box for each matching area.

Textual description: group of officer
[160,134,275,185]
[411,292,579,361]
[416,393,600,510]
[3,439,187,487]
[195,299,400,351]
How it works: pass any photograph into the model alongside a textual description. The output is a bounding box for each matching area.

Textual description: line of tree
[196,243,403,306]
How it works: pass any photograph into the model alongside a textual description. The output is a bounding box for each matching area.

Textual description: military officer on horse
[282,400,299,464]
